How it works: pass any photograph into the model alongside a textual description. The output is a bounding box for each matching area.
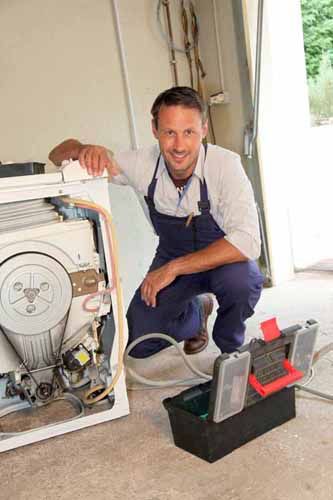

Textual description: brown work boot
[183,294,214,355]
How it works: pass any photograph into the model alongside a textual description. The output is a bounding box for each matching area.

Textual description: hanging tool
[181,0,194,87]
[189,1,206,98]
[162,0,179,86]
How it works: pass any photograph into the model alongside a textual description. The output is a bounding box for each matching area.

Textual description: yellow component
[76,351,90,365]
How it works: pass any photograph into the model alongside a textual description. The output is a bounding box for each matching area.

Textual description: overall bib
[127,148,264,358]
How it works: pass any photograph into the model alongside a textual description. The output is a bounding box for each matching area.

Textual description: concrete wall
[0,0,194,307]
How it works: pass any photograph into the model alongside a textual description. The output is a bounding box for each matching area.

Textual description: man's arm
[48,139,121,178]
[141,238,247,307]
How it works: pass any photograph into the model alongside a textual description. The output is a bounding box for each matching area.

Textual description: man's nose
[173,134,186,151]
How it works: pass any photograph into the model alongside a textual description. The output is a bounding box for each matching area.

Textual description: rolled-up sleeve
[218,154,261,260]
[110,149,141,186]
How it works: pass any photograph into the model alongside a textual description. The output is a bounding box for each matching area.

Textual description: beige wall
[0,0,194,161]
[0,0,195,305]
[2,0,313,295]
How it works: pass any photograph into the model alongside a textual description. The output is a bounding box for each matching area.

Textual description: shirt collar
[156,143,206,181]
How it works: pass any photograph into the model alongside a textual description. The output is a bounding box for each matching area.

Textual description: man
[49,86,264,358]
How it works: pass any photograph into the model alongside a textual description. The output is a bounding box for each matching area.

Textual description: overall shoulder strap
[145,154,160,205]
[198,143,210,214]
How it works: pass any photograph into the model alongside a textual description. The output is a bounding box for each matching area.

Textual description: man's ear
[202,119,209,139]
[151,119,159,139]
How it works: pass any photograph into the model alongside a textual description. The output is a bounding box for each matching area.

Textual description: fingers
[140,280,157,308]
[140,265,176,308]
[78,146,110,177]
[78,147,89,171]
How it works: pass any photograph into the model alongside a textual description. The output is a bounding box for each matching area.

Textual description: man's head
[151,87,208,179]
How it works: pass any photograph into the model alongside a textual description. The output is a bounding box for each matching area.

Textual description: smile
[171,152,187,160]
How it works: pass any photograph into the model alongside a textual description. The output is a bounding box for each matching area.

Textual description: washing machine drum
[0,252,73,336]
[0,252,74,370]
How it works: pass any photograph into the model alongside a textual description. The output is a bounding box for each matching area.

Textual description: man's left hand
[140,263,177,307]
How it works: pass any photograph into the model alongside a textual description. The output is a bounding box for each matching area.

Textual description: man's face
[152,105,208,179]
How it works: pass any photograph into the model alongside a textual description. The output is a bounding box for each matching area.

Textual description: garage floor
[1,271,333,500]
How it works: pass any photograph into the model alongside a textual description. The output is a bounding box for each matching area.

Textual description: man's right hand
[48,139,120,177]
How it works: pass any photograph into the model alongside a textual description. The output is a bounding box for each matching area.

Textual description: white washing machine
[0,161,129,452]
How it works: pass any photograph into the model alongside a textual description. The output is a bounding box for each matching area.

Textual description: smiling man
[49,87,264,358]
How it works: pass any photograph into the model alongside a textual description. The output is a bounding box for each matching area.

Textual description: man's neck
[165,166,192,187]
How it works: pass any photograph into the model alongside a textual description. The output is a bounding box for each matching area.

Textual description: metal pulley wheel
[0,252,72,335]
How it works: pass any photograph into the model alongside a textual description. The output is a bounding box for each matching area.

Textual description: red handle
[249,359,303,397]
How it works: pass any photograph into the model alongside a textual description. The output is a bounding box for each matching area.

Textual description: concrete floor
[1,271,333,500]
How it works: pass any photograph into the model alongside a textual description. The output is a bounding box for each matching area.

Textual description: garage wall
[0,0,194,306]
[0,0,194,158]
[195,0,250,155]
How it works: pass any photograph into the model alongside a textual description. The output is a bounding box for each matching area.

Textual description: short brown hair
[151,86,207,128]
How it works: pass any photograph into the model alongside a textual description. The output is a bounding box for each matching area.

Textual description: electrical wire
[50,312,70,394]
[60,197,125,406]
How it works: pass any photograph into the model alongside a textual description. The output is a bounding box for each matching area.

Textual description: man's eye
[165,131,174,136]
[185,130,193,136]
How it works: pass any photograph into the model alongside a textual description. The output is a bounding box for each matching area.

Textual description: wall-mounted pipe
[111,0,139,149]
[244,0,264,159]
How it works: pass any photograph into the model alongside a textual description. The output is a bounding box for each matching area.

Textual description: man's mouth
[170,151,187,162]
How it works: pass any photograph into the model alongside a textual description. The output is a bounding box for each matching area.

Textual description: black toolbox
[163,382,296,463]
[163,319,319,462]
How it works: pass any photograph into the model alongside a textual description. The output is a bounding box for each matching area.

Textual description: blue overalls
[127,147,264,358]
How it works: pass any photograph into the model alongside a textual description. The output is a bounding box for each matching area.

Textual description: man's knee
[213,261,264,304]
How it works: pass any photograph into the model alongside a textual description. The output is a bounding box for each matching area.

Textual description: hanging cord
[181,0,194,87]
[124,333,212,390]
[189,1,206,98]
[157,0,193,53]
[162,0,179,86]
